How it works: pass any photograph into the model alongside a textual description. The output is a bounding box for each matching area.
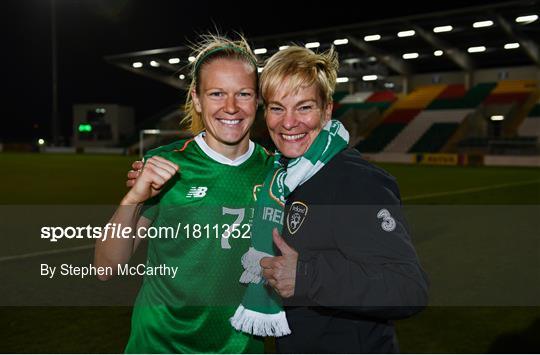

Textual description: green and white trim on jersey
[194,132,256,166]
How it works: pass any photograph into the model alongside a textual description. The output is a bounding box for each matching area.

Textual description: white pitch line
[0,244,94,263]
[403,179,540,202]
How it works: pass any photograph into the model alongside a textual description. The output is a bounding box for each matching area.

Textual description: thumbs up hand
[260,228,298,298]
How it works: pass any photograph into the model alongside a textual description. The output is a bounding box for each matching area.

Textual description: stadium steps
[517,103,540,139]
[356,123,407,153]
[426,84,466,110]
[441,107,500,153]
[365,90,398,103]
[384,109,472,153]
[332,90,397,148]
[491,79,538,94]
[333,91,350,103]
[409,123,461,153]
[383,117,431,153]
[440,110,478,153]
[339,107,381,147]
[356,108,420,152]
[392,84,447,110]
[429,82,497,109]
[358,85,446,153]
[340,91,373,104]
[332,90,394,118]
[437,84,467,99]
[525,103,540,117]
[502,88,540,137]
[476,80,539,139]
[463,82,498,107]
[357,87,447,152]
[414,83,496,152]
[333,101,391,118]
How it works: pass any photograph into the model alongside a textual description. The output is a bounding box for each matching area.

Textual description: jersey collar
[194,132,255,166]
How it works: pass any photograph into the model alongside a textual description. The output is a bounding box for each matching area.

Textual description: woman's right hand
[121,156,179,205]
[126,160,144,188]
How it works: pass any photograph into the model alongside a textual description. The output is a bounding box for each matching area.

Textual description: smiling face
[191,58,257,154]
[265,81,332,158]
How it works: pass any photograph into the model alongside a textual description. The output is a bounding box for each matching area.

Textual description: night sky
[4,0,498,144]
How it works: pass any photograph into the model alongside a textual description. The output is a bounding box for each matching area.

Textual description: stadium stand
[124,80,538,156]
[104,1,539,165]
[339,80,540,155]
[355,85,445,152]
[333,90,397,147]
[390,109,472,153]
[518,103,540,139]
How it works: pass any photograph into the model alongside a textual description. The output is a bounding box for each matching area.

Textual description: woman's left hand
[260,228,298,298]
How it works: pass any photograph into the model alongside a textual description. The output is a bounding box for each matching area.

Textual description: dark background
[4,0,498,143]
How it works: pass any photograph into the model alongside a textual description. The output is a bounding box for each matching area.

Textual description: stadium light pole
[51,0,59,146]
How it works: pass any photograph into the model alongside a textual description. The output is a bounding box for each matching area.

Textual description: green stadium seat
[427,83,497,110]
[408,123,460,153]
[356,123,407,153]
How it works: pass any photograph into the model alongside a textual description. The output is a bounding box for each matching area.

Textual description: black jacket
[275,148,429,353]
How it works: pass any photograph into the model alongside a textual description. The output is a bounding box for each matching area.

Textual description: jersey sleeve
[139,150,161,221]
[140,195,160,221]
[293,169,429,320]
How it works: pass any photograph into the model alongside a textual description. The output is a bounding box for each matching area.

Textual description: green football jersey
[125,135,274,354]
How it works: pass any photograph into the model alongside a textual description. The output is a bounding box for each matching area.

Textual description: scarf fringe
[230,304,291,337]
[239,270,262,284]
[239,247,270,284]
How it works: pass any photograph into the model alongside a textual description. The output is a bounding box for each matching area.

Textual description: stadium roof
[105,0,539,91]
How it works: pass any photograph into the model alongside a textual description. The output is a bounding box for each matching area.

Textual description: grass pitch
[0,152,539,353]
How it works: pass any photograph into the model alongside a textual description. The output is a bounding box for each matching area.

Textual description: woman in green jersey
[94,34,271,353]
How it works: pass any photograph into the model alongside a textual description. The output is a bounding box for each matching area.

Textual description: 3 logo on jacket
[377,208,396,232]
[286,201,309,235]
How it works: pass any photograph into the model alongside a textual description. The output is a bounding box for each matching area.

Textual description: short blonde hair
[183,33,258,133]
[260,46,338,109]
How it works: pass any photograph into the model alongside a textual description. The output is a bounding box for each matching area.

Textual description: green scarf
[230,120,349,336]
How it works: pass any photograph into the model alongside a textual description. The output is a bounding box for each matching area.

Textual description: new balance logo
[186,187,208,198]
